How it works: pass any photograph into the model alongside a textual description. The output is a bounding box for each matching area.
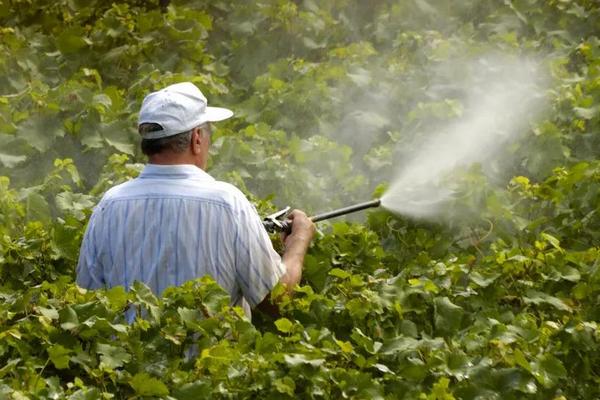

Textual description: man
[76,82,315,316]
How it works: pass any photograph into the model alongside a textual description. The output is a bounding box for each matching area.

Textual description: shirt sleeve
[232,201,285,308]
[76,210,105,289]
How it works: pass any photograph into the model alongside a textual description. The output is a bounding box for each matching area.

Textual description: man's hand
[282,209,315,246]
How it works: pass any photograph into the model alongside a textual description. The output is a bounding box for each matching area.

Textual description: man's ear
[191,128,203,154]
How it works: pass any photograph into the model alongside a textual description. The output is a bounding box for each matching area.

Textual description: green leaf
[523,290,572,312]
[531,354,567,388]
[59,306,80,331]
[540,233,561,250]
[0,152,26,168]
[373,363,394,374]
[96,343,131,369]
[429,377,455,400]
[23,192,51,223]
[574,106,599,120]
[105,286,129,311]
[346,298,369,319]
[380,336,419,355]
[513,349,531,372]
[173,380,211,400]
[38,307,59,320]
[16,115,61,153]
[92,94,112,112]
[132,282,161,323]
[275,318,294,333]
[303,253,328,291]
[469,271,500,287]
[52,222,82,261]
[102,122,136,155]
[434,297,464,336]
[68,388,101,400]
[55,192,95,220]
[554,264,581,282]
[48,344,71,369]
[80,130,104,149]
[351,328,380,354]
[284,354,325,367]
[329,268,350,279]
[178,307,203,326]
[56,27,88,54]
[500,368,537,394]
[273,377,296,396]
[335,339,354,353]
[130,373,169,397]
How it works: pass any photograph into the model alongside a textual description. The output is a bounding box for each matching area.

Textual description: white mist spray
[381,54,547,219]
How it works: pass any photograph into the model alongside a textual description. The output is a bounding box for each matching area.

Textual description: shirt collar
[139,164,215,181]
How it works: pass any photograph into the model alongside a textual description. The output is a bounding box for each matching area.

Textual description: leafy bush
[1,0,600,398]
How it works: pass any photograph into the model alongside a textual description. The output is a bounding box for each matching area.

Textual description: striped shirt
[76,164,285,316]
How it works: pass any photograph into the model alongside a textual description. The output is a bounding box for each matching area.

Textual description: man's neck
[148,153,203,169]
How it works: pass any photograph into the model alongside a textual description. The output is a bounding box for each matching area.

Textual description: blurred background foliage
[1,0,598,209]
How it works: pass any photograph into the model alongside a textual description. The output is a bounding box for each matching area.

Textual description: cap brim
[205,106,234,122]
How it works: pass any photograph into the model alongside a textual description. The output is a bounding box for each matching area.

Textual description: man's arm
[278,209,315,293]
[229,189,315,313]
[256,209,314,316]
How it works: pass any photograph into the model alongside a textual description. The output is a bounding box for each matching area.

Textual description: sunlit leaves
[96,343,131,370]
[130,373,169,397]
[275,317,294,333]
[1,0,600,399]
[434,297,464,336]
[47,344,72,369]
[56,27,90,55]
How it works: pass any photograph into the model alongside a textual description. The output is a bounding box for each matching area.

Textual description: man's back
[76,164,284,313]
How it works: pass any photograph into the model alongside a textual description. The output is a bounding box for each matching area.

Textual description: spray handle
[262,206,292,234]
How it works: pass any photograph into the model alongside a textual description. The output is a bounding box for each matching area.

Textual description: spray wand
[263,199,381,234]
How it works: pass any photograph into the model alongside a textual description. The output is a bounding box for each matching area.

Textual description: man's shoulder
[211,180,245,199]
[210,180,255,211]
[98,176,253,212]
[100,179,138,201]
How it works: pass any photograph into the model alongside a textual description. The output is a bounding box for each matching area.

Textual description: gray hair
[139,123,193,156]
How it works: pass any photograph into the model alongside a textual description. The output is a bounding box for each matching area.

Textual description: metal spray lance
[262,199,382,234]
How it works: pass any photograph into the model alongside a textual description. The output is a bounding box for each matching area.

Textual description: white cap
[138,82,234,139]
